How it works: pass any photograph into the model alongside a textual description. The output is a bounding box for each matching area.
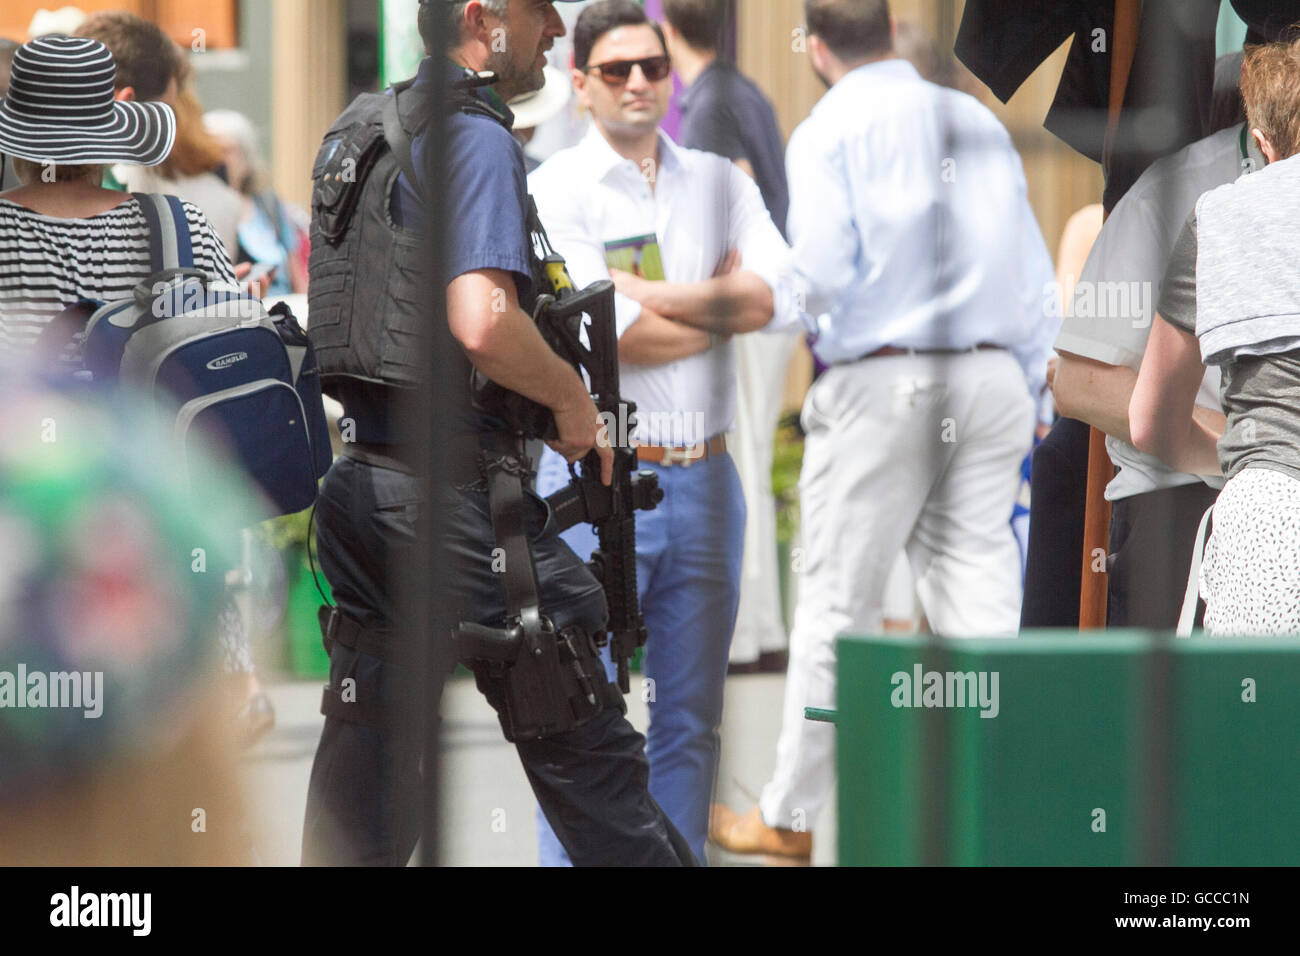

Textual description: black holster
[316,435,623,742]
[454,437,622,742]
[462,619,623,742]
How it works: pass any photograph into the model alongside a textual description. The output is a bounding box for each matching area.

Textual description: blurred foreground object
[0,381,256,864]
[838,632,1300,865]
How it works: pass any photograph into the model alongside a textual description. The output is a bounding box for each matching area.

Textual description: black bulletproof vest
[307,81,504,396]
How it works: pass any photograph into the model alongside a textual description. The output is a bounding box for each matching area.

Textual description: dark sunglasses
[585,55,672,85]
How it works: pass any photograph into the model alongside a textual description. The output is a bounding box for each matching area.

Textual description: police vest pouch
[81,194,329,521]
[310,121,387,245]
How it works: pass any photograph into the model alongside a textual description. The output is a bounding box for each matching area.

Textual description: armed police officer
[301,0,695,866]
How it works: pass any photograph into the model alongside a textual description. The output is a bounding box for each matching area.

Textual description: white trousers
[759,349,1034,830]
[728,329,802,663]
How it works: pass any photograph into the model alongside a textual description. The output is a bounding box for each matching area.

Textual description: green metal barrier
[836,631,1300,866]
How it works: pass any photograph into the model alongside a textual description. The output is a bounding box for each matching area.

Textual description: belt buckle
[661,442,705,467]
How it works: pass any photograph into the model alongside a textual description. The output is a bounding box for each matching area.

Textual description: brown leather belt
[635,434,727,467]
[861,343,1004,360]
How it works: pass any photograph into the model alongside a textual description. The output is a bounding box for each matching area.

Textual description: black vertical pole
[403,1,453,869]
[918,0,959,867]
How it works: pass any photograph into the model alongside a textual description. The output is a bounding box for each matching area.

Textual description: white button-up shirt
[786,58,1057,399]
[528,124,796,445]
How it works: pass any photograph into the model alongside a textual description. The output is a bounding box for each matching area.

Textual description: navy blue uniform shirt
[396,58,535,300]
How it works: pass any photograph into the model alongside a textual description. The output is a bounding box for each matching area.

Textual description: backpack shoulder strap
[133,193,196,273]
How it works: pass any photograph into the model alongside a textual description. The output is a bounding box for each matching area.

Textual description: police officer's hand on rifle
[549,379,614,487]
[447,265,609,486]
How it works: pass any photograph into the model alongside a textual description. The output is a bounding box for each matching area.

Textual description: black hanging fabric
[954,0,1115,164]
[954,0,1221,211]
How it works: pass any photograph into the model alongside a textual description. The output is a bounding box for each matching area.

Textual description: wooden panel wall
[2,1,134,40]
[270,0,347,210]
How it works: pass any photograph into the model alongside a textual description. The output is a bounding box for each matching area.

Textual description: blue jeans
[535,448,746,865]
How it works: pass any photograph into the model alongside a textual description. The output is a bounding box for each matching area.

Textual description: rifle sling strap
[481,448,546,651]
[478,445,581,734]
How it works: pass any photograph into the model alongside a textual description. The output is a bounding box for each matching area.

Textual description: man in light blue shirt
[703,0,1057,859]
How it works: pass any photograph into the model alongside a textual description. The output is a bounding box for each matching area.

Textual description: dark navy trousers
[300,455,695,866]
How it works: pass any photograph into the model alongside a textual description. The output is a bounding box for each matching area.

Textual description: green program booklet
[604,233,665,281]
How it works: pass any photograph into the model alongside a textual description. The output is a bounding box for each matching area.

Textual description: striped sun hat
[0,35,175,167]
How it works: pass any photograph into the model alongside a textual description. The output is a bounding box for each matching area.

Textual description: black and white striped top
[0,195,236,357]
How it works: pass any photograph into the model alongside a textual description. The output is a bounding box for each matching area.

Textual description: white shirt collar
[578,122,684,183]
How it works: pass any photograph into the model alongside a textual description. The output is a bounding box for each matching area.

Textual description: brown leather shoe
[708,804,812,859]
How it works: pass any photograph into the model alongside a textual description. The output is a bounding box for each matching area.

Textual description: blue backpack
[81,193,331,519]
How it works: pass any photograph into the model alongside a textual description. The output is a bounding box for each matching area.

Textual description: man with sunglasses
[528,0,799,866]
[302,0,695,866]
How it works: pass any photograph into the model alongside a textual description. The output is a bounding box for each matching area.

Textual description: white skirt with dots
[1200,465,1300,636]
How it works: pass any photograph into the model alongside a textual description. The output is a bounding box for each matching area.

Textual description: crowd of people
[1,0,1298,867]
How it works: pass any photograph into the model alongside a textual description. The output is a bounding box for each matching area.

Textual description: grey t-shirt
[1158,212,1300,483]
[1053,125,1259,500]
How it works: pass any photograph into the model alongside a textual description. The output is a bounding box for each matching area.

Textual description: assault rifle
[468,200,662,693]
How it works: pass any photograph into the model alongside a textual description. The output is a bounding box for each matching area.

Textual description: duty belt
[340,433,552,673]
[343,433,522,487]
